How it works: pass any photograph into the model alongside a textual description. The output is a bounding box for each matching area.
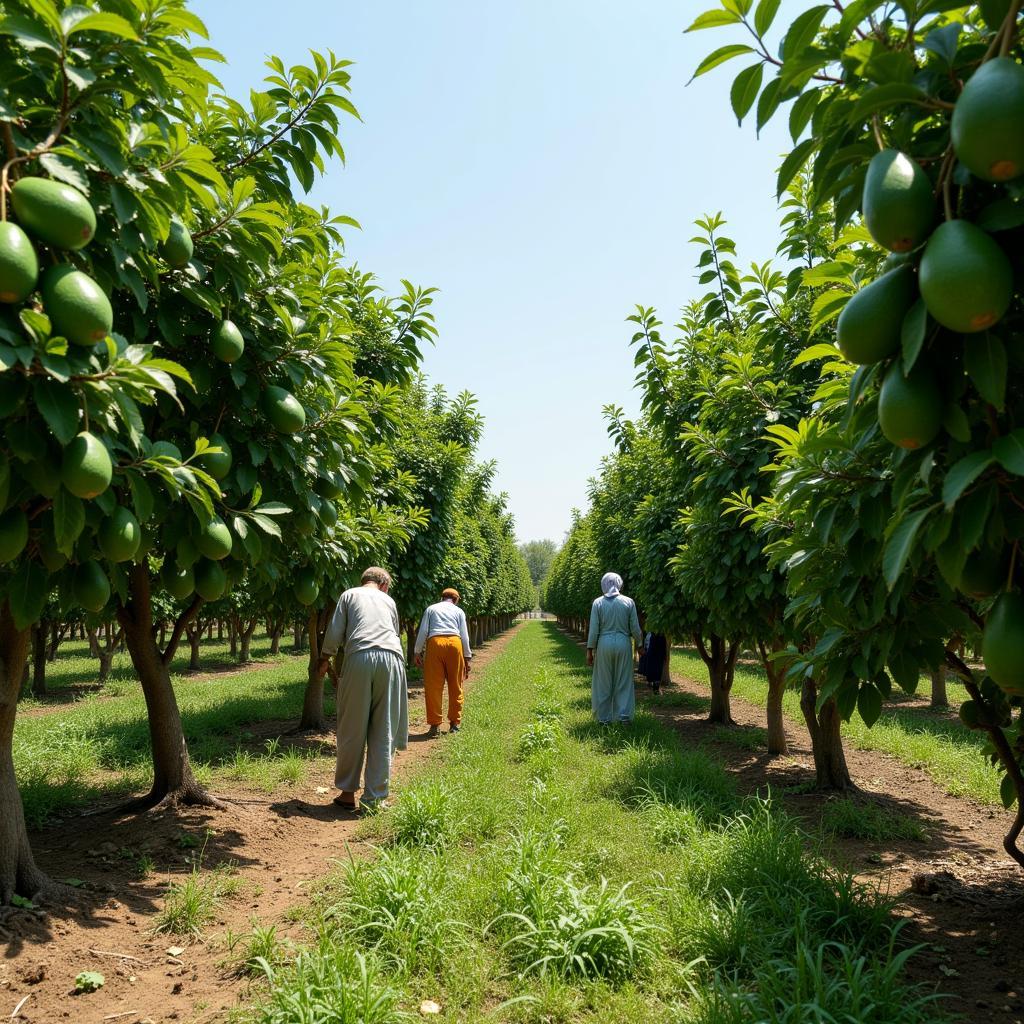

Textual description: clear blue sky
[193,1,796,544]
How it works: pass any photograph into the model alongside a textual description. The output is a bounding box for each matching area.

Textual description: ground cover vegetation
[0,0,532,905]
[545,0,1024,867]
[240,622,949,1023]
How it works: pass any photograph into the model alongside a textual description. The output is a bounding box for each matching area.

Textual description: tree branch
[162,596,203,666]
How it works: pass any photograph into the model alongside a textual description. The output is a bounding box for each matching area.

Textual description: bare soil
[0,626,522,1024]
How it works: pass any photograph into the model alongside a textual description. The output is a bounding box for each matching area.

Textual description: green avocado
[952,57,1024,182]
[837,265,917,365]
[194,558,227,602]
[196,515,232,560]
[198,433,232,480]
[958,545,1007,598]
[41,265,113,346]
[99,506,141,563]
[73,560,110,613]
[294,569,319,607]
[161,218,194,268]
[263,385,305,433]
[983,591,1024,695]
[212,320,244,363]
[0,222,38,303]
[863,150,935,252]
[11,177,96,251]
[161,560,195,601]
[61,431,113,499]
[919,220,1013,334]
[877,362,943,450]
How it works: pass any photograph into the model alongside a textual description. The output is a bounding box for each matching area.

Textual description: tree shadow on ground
[12,806,256,959]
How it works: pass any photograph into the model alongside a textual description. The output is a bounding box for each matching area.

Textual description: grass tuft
[154,864,242,937]
[821,796,927,842]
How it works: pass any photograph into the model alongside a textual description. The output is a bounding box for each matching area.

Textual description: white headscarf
[601,572,623,598]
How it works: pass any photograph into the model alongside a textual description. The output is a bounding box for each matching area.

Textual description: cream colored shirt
[414,600,472,658]
[322,585,403,658]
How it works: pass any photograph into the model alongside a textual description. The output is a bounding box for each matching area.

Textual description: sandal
[333,794,358,810]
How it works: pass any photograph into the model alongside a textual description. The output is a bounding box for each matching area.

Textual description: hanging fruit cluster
[837,46,1024,697]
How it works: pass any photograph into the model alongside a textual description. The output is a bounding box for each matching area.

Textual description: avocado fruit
[837,265,917,364]
[0,222,38,303]
[212,320,244,363]
[73,560,110,613]
[263,385,305,433]
[99,506,141,563]
[194,558,227,602]
[11,177,96,250]
[294,569,319,606]
[198,433,232,480]
[958,544,1006,598]
[983,591,1024,695]
[863,150,935,252]
[161,218,194,268]
[877,362,943,449]
[952,57,1024,182]
[161,560,195,601]
[919,220,1013,334]
[41,265,113,346]
[196,515,232,560]
[61,431,113,499]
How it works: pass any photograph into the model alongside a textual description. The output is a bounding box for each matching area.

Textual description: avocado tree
[697,2,1024,841]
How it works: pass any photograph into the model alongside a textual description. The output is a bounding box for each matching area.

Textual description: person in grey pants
[317,566,409,810]
[586,572,643,725]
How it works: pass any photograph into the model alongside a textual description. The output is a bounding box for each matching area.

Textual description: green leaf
[686,9,742,30]
[692,44,754,80]
[1001,773,1018,809]
[792,342,840,366]
[33,379,79,444]
[128,473,154,523]
[809,288,849,333]
[0,14,59,52]
[942,402,971,442]
[250,513,282,539]
[65,11,138,39]
[857,683,883,727]
[965,333,1007,410]
[942,452,994,508]
[754,0,782,36]
[888,649,919,694]
[789,88,820,141]
[730,63,764,124]
[994,429,1024,476]
[8,560,48,630]
[777,138,816,198]
[756,76,782,132]
[882,505,934,589]
[900,299,927,371]
[53,487,85,556]
[781,5,830,61]
[848,83,928,125]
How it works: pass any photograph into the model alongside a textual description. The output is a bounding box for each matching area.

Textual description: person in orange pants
[414,587,473,737]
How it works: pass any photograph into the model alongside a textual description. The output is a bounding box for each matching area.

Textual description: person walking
[414,587,472,737]
[587,572,643,725]
[317,566,408,811]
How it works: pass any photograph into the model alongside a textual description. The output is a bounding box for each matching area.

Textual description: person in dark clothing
[644,633,667,693]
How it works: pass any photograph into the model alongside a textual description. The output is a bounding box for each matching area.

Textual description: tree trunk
[757,639,789,756]
[46,620,60,662]
[30,620,46,698]
[696,633,739,725]
[228,618,238,659]
[930,666,948,708]
[117,564,218,809]
[299,607,327,731]
[270,624,282,656]
[0,602,51,903]
[660,638,672,687]
[187,622,202,673]
[799,678,853,791]
[238,620,255,664]
[292,619,305,653]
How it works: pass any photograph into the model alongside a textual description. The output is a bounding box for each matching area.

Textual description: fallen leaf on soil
[419,999,442,1014]
[165,946,185,957]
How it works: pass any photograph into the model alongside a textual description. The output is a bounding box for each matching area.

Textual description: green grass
[251,623,951,1023]
[672,650,1003,806]
[821,796,927,843]
[154,862,243,937]
[13,633,335,825]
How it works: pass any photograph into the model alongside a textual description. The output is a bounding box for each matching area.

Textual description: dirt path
[1,624,523,1024]
[634,650,1024,1023]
